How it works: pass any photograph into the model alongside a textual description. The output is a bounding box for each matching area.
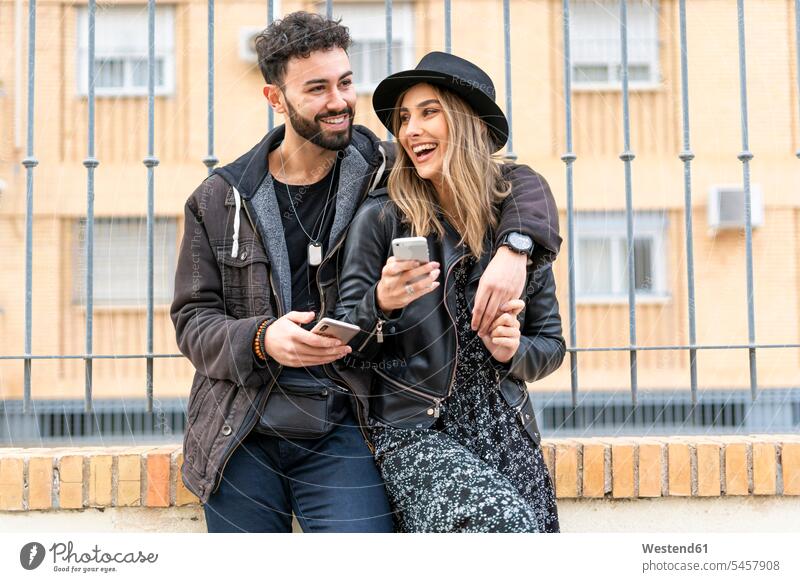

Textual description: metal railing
[5,0,800,437]
[3,388,798,445]
[559,0,800,409]
[532,388,800,437]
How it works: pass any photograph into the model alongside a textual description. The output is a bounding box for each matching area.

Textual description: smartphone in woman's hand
[392,237,430,283]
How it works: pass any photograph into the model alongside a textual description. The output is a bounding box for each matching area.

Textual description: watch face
[509,232,533,251]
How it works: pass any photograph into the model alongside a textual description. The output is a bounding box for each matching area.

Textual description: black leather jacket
[334,186,566,444]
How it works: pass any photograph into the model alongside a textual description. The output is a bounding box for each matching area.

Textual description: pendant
[308,242,323,266]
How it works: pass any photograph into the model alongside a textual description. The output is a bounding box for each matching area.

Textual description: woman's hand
[479,299,525,363]
[471,246,528,335]
[376,256,441,313]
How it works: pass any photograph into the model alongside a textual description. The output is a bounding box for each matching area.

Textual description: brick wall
[2,435,799,514]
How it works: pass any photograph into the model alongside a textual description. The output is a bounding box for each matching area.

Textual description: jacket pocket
[186,375,217,426]
[371,371,441,430]
[217,240,270,286]
[498,378,541,445]
[183,377,237,475]
[219,284,269,319]
[215,239,271,317]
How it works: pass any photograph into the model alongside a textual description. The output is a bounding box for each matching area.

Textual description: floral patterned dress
[370,257,560,533]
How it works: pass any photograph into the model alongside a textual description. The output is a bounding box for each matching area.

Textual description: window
[574,211,668,301]
[76,5,175,97]
[569,0,659,88]
[72,217,177,306]
[322,2,415,92]
[239,1,284,63]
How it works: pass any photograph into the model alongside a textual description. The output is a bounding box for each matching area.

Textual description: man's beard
[285,100,354,150]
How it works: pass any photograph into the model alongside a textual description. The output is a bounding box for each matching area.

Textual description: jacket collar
[368,187,488,273]
[213,124,384,200]
[213,125,281,201]
[440,219,470,272]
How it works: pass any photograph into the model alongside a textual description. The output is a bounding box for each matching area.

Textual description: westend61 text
[49,542,159,565]
[642,543,708,554]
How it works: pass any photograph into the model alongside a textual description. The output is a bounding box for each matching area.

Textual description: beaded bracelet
[253,319,270,362]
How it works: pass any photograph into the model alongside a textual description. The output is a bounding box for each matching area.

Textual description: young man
[170,11,561,533]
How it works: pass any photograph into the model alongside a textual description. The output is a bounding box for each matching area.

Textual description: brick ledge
[1,435,799,511]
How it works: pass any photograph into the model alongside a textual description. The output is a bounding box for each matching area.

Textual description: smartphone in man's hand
[310,317,361,344]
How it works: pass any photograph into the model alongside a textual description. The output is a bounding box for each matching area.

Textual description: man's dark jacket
[170,123,562,503]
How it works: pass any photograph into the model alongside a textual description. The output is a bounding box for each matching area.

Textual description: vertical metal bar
[54,408,62,438]
[796,0,800,159]
[619,0,638,405]
[112,407,120,435]
[503,0,516,161]
[724,398,732,427]
[444,0,452,53]
[385,0,393,141]
[268,0,274,131]
[561,0,579,407]
[204,0,218,173]
[84,0,100,414]
[14,0,23,150]
[326,0,333,20]
[21,0,38,415]
[678,0,698,406]
[143,0,160,413]
[735,0,758,400]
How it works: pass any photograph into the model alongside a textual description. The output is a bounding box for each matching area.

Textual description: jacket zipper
[376,319,384,343]
[213,153,383,493]
[440,254,468,406]
[313,214,376,447]
[356,318,385,353]
[374,369,444,418]
[322,365,374,452]
[355,252,469,422]
[311,161,383,449]
[211,198,285,496]
[314,161,383,319]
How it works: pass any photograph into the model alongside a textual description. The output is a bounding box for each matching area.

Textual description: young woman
[335,52,564,532]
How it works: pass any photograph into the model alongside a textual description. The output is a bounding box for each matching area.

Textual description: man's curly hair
[254,11,352,86]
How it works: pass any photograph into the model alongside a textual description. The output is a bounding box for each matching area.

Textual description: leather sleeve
[170,178,281,388]
[334,193,400,361]
[508,264,567,382]
[496,164,562,270]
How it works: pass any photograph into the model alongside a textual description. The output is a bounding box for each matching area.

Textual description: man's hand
[263,311,352,367]
[480,299,525,363]
[471,246,527,335]
[376,256,441,313]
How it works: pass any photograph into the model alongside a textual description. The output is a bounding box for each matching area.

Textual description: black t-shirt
[273,162,339,314]
[272,160,340,388]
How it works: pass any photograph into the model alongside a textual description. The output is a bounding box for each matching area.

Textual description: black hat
[372,51,509,152]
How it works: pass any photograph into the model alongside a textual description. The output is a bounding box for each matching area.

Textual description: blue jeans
[203,410,394,532]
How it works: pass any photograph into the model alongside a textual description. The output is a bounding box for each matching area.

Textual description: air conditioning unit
[239,27,262,63]
[708,184,764,231]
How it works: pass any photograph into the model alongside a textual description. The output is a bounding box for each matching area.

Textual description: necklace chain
[278,145,337,244]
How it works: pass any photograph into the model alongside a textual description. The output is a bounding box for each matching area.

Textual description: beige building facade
[0,0,798,403]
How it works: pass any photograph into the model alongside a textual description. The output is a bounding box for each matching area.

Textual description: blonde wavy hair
[386,84,511,258]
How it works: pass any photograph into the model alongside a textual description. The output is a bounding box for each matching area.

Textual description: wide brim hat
[372,51,509,153]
